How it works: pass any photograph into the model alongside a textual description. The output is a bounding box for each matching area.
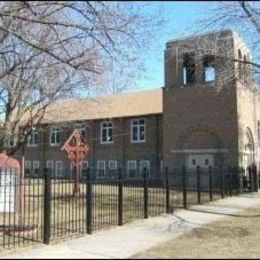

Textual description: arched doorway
[243,127,255,175]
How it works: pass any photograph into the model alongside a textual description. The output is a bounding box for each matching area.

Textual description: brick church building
[18,29,260,178]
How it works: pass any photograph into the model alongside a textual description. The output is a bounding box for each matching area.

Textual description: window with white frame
[46,160,54,174]
[80,160,88,177]
[74,123,87,140]
[49,127,61,146]
[108,160,117,178]
[160,160,164,173]
[131,119,146,143]
[25,160,31,175]
[27,129,38,146]
[32,160,40,175]
[127,160,137,178]
[109,160,117,170]
[97,160,106,178]
[101,122,113,144]
[140,160,150,177]
[55,161,63,177]
[70,162,73,175]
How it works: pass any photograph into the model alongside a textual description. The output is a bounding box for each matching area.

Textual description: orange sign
[61,129,90,196]
[61,130,90,167]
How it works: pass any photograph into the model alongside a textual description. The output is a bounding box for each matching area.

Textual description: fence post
[86,168,92,234]
[228,167,232,196]
[165,167,170,213]
[143,168,148,219]
[248,166,253,192]
[182,166,187,209]
[253,164,258,192]
[209,166,213,201]
[220,166,224,199]
[43,168,51,245]
[197,166,201,204]
[234,167,239,196]
[118,167,123,226]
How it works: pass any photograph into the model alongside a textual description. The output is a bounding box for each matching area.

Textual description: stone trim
[171,149,229,154]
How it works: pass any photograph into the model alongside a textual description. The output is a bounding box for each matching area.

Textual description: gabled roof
[39,88,163,124]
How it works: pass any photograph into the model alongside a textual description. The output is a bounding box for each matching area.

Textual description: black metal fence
[0,165,258,252]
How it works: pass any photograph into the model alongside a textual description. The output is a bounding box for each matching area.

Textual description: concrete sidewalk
[2,192,260,259]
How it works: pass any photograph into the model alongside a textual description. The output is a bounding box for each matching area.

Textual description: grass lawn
[132,203,260,259]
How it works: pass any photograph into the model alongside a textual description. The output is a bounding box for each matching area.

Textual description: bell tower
[162,29,257,170]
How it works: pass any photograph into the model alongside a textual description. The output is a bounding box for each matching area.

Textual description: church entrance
[187,154,214,169]
[243,128,255,176]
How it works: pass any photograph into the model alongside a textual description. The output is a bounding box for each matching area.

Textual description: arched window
[182,53,195,85]
[238,49,242,79]
[203,55,215,82]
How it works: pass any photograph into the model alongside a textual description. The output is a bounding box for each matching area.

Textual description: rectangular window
[32,160,40,175]
[25,160,31,175]
[192,159,196,165]
[27,129,38,146]
[80,160,88,178]
[140,160,150,177]
[74,123,87,140]
[101,122,113,144]
[46,160,54,175]
[55,161,63,177]
[49,127,61,146]
[108,160,117,170]
[205,159,209,166]
[108,160,117,178]
[131,119,146,143]
[160,160,164,173]
[97,160,106,178]
[127,160,137,178]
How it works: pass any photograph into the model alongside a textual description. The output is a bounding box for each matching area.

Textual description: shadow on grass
[186,208,260,218]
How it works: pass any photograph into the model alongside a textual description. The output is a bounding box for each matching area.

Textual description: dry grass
[132,203,260,259]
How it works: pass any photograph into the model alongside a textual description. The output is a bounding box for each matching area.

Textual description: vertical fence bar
[249,166,253,192]
[220,166,224,199]
[165,167,170,213]
[237,167,240,195]
[197,166,201,204]
[118,167,123,226]
[86,168,92,234]
[43,168,51,245]
[234,167,239,196]
[253,164,258,192]
[229,167,232,196]
[143,168,148,219]
[182,167,187,209]
[209,166,213,201]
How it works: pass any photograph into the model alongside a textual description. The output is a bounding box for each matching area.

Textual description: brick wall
[18,115,162,176]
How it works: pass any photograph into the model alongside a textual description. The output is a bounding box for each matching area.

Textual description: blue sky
[134,1,259,91]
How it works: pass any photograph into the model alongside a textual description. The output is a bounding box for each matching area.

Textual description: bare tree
[0,1,164,154]
[194,1,260,83]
